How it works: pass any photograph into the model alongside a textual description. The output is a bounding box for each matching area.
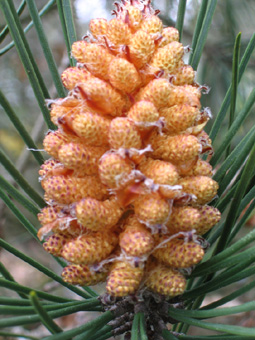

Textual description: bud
[109,118,142,149]
[106,260,144,297]
[159,104,200,133]
[178,176,218,205]
[68,111,110,146]
[43,233,72,256]
[140,15,163,37]
[166,206,201,234]
[43,131,80,159]
[172,64,196,86]
[99,152,133,188]
[71,40,87,61]
[77,79,128,116]
[38,205,63,225]
[196,206,221,235]
[135,78,172,109]
[50,104,69,125]
[41,175,108,204]
[76,197,124,231]
[138,158,179,186]
[134,193,171,225]
[120,216,154,256]
[178,159,213,177]
[62,264,108,286]
[50,99,80,125]
[107,18,132,47]
[122,5,143,32]
[39,159,63,179]
[167,85,201,107]
[38,217,85,240]
[75,43,114,81]
[127,101,159,126]
[145,263,186,297]
[129,30,155,68]
[158,27,179,48]
[89,18,108,39]
[37,205,86,239]
[61,231,118,265]
[58,143,106,174]
[108,58,141,93]
[153,238,204,268]
[61,67,91,90]
[149,131,201,163]
[149,41,184,74]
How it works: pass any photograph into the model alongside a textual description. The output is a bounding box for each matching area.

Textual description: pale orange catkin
[61,231,118,265]
[152,238,204,268]
[138,157,180,185]
[106,260,144,297]
[43,233,72,256]
[145,263,186,297]
[119,216,155,256]
[62,264,108,286]
[134,193,171,225]
[38,0,221,299]
[75,197,124,230]
[58,143,106,174]
[98,152,133,188]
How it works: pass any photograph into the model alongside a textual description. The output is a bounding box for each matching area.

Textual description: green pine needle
[29,291,63,334]
[0,0,55,130]
[175,0,187,42]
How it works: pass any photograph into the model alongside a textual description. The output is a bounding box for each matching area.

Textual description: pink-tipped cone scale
[38,0,220,301]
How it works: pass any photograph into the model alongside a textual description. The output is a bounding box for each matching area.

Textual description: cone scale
[38,0,221,299]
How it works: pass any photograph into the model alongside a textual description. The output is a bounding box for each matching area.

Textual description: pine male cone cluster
[38,0,221,298]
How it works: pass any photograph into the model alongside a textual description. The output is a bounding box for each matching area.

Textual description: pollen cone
[38,0,220,299]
